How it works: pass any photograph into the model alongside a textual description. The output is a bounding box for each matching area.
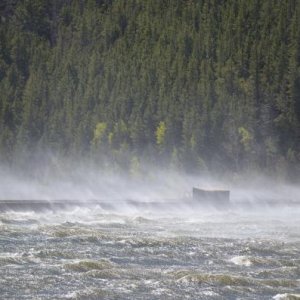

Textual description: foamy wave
[273,293,300,300]
[230,255,252,266]
[64,259,115,272]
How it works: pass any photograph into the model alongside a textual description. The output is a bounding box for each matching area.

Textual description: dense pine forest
[0,0,299,179]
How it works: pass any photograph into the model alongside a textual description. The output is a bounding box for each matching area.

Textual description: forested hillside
[0,0,299,178]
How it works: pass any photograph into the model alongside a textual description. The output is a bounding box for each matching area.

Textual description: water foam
[230,255,252,266]
[273,293,300,300]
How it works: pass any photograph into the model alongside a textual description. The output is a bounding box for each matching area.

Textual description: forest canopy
[0,0,299,179]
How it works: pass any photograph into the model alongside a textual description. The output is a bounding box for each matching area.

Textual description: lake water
[0,203,299,299]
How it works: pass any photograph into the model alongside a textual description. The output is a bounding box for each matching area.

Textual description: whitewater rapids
[0,203,299,299]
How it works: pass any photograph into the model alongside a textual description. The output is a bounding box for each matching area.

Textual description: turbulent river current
[0,202,299,299]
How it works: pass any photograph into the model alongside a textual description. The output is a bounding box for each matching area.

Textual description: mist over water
[1,161,299,203]
[0,163,300,299]
[0,162,217,201]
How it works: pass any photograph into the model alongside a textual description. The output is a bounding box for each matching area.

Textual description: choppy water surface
[0,204,299,299]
